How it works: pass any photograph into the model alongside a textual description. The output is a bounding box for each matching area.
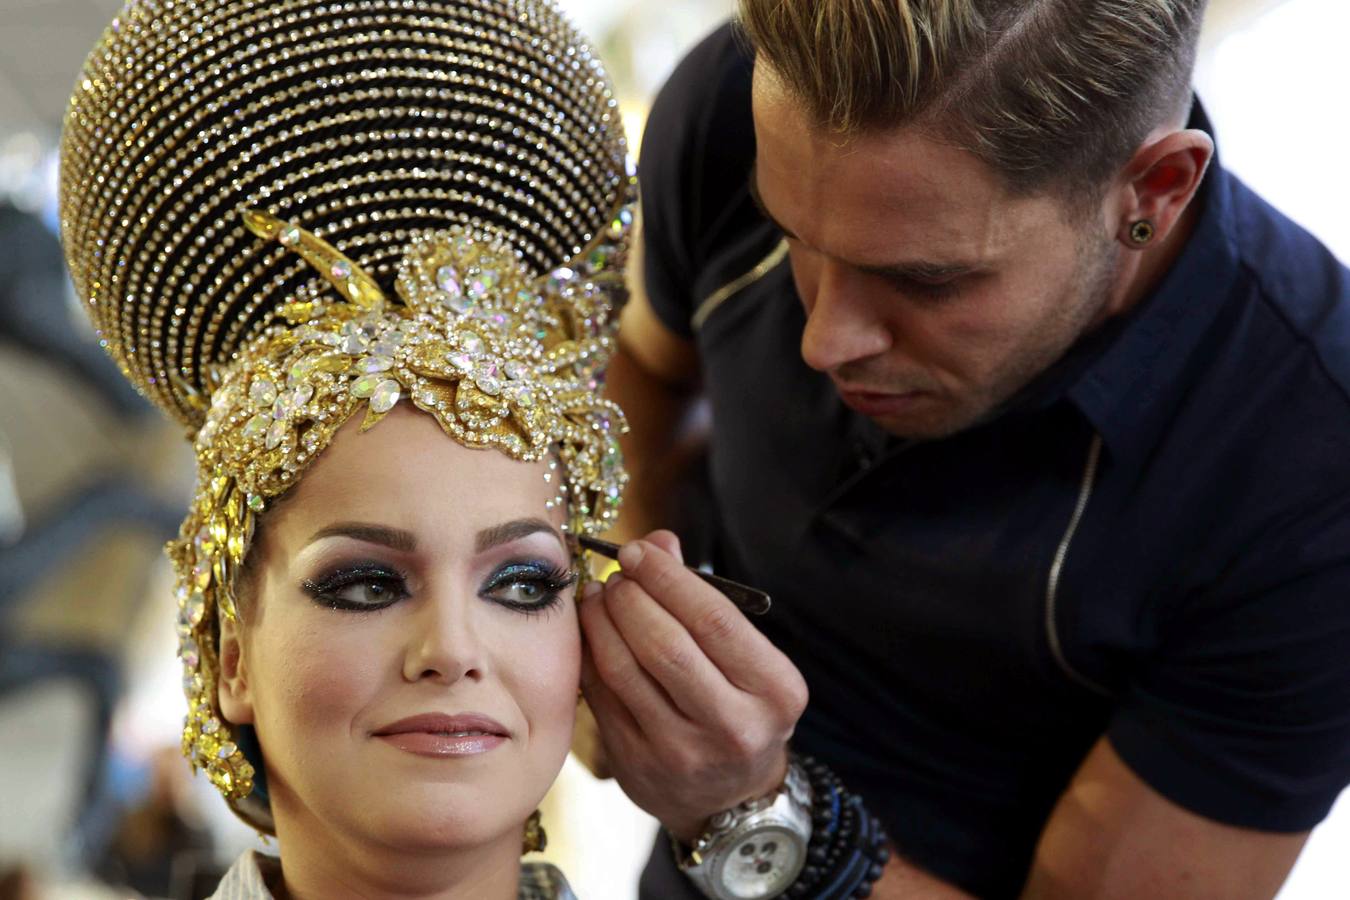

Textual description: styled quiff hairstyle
[739,0,1208,197]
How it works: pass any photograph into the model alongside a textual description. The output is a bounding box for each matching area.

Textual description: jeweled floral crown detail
[170,207,631,808]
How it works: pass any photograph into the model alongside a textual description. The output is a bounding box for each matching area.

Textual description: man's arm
[1023,737,1308,899]
[604,220,705,542]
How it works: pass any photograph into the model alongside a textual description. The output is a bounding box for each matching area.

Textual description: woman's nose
[402,591,485,685]
[799,262,892,373]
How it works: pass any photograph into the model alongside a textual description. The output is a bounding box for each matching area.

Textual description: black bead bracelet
[787,755,890,899]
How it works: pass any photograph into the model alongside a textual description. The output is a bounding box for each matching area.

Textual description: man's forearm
[603,340,704,541]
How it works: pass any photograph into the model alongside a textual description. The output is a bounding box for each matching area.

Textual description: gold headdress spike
[59,0,635,834]
[240,210,388,310]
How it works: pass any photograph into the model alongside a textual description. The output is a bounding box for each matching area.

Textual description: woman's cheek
[262,615,380,739]
[508,611,582,745]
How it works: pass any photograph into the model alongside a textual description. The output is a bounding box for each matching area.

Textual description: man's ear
[217,610,255,725]
[1114,127,1214,248]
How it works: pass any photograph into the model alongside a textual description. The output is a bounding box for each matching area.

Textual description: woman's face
[217,405,580,853]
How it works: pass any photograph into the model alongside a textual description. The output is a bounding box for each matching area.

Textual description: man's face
[752,69,1123,440]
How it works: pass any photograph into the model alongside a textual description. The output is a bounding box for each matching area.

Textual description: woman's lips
[372,712,508,758]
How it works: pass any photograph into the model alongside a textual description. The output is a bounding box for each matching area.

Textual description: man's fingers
[578,580,684,734]
[643,528,684,564]
[603,569,736,722]
[616,539,801,699]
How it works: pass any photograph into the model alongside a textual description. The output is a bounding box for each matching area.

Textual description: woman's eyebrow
[307,522,417,552]
[476,517,565,554]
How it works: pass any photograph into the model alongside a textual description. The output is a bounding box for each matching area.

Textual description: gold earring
[1129,220,1156,246]
[522,809,548,854]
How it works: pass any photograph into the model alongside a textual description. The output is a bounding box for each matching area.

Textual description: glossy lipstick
[372,713,508,758]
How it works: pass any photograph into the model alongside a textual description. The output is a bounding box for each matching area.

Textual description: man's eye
[890,275,962,300]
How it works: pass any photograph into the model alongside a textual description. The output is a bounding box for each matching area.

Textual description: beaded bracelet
[787,755,890,899]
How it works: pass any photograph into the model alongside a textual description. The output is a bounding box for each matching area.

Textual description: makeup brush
[577,535,772,616]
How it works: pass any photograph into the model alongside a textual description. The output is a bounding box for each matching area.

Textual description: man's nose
[402,590,485,685]
[799,261,892,373]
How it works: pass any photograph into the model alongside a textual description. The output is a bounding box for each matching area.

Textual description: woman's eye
[483,562,576,614]
[303,566,408,611]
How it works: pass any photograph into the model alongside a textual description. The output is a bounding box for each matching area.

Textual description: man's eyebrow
[307,522,417,552]
[747,165,799,239]
[475,517,565,554]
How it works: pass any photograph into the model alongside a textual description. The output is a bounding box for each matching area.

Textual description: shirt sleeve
[1107,490,1350,831]
[638,22,757,340]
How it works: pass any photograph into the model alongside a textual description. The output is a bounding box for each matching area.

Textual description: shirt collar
[1000,98,1242,465]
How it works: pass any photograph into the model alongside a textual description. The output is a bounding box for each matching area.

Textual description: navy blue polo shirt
[636,23,1350,898]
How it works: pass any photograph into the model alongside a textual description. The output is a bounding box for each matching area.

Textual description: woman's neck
[268,809,523,900]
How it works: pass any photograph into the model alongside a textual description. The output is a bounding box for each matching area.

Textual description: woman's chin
[342,781,535,852]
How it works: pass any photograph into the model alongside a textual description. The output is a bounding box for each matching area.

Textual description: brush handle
[577,535,772,616]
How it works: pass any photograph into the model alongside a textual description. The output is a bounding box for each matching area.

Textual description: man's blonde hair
[739,0,1207,196]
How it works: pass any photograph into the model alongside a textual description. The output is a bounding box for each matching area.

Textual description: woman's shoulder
[205,850,280,900]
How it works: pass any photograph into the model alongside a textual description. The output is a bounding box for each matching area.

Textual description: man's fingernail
[581,581,603,601]
[618,541,645,570]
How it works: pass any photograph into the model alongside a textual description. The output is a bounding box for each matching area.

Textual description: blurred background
[0,0,1345,898]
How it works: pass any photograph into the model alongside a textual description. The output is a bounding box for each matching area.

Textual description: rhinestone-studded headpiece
[59,0,633,832]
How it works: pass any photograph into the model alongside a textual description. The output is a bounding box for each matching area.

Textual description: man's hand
[579,530,809,842]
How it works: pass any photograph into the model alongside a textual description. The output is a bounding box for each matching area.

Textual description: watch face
[713,826,806,899]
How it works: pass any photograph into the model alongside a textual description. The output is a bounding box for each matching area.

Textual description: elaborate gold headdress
[60,0,633,830]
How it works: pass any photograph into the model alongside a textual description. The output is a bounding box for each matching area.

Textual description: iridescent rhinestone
[266,419,288,449]
[608,207,633,239]
[342,333,369,354]
[351,374,382,399]
[444,291,476,315]
[475,363,502,396]
[202,717,221,735]
[183,673,204,697]
[191,561,211,590]
[588,245,614,270]
[291,383,314,406]
[249,378,277,407]
[331,260,352,280]
[359,355,393,373]
[447,351,474,370]
[288,357,316,383]
[279,224,301,246]
[242,412,269,441]
[515,388,536,408]
[272,393,293,420]
[547,267,575,293]
[247,494,265,513]
[461,333,484,354]
[370,379,401,413]
[186,591,206,625]
[180,637,200,668]
[436,264,462,295]
[504,359,528,380]
[217,742,238,760]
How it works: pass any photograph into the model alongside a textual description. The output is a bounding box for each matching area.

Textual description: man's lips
[372,713,509,758]
[836,386,928,417]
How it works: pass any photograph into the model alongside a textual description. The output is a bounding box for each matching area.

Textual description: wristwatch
[676,760,814,900]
